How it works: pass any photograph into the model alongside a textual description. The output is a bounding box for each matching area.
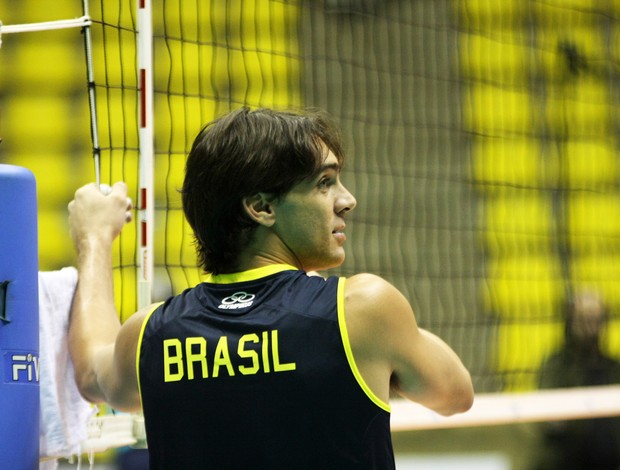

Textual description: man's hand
[68,182,133,250]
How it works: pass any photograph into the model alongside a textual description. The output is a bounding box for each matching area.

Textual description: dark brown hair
[182,107,345,274]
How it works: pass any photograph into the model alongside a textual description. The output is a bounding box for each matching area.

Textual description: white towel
[39,267,96,462]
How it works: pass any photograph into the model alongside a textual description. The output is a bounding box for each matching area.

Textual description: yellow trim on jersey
[337,278,391,413]
[204,264,298,284]
[136,302,165,402]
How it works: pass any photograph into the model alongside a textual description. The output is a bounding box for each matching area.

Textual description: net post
[81,0,101,186]
[137,0,154,310]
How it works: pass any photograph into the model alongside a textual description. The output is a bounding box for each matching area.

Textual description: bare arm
[68,182,145,411]
[345,273,473,416]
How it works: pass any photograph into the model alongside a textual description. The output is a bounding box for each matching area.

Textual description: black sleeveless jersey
[137,265,394,469]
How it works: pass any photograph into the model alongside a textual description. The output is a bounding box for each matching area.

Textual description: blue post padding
[0,164,39,469]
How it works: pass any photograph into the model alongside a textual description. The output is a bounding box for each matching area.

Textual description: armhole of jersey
[337,277,391,413]
[136,302,164,403]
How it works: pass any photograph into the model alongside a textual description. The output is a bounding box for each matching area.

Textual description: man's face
[271,150,357,272]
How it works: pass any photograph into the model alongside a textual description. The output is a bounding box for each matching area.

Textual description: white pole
[137,0,154,309]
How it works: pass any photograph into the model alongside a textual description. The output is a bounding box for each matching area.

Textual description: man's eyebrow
[316,162,340,174]
[307,162,340,183]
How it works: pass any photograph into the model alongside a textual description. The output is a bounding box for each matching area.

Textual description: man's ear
[242,193,276,227]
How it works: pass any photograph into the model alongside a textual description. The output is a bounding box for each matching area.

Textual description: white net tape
[73,385,620,454]
[391,385,620,431]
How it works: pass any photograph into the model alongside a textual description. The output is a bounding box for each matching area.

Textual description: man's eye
[318,177,331,189]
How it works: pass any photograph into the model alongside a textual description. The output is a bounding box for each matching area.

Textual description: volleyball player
[68,107,473,469]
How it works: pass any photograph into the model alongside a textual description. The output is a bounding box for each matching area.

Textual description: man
[532,290,620,470]
[68,107,473,469]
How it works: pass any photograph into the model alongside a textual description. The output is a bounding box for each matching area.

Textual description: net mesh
[457,0,620,392]
[86,1,141,319]
[1,0,619,402]
[79,0,620,394]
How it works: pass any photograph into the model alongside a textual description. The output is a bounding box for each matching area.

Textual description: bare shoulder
[344,273,418,352]
[345,273,399,302]
[345,273,415,324]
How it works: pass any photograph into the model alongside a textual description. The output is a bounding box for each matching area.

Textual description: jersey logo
[218,291,255,310]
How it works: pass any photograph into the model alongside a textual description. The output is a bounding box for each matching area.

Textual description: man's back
[67,109,472,469]
[138,265,395,469]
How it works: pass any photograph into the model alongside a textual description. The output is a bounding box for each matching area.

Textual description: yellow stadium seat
[7,0,82,25]
[152,2,181,39]
[112,222,137,268]
[176,2,201,42]
[158,153,185,210]
[154,208,196,268]
[153,156,168,208]
[534,1,597,29]
[472,137,545,187]
[154,209,202,293]
[4,96,73,152]
[199,0,295,53]
[483,192,553,255]
[544,79,611,138]
[558,139,618,189]
[493,321,564,391]
[94,89,139,150]
[459,33,531,85]
[67,99,93,148]
[568,194,620,253]
[179,43,204,97]
[153,208,168,267]
[95,148,139,193]
[154,94,214,154]
[89,0,134,31]
[52,1,82,20]
[91,31,137,89]
[537,0,595,7]
[455,0,528,31]
[154,210,192,259]
[113,266,138,322]
[38,209,74,270]
[268,55,301,108]
[8,34,83,91]
[464,83,533,135]
[7,153,80,209]
[158,40,200,96]
[181,96,206,144]
[152,38,169,92]
[153,94,174,151]
[484,254,565,318]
